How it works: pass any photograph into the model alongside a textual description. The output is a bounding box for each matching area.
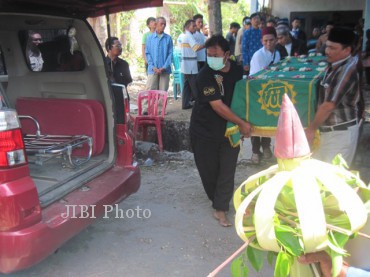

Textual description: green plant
[230,94,370,277]
[167,0,200,41]
[221,0,249,35]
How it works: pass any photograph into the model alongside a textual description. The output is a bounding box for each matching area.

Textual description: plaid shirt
[318,55,360,125]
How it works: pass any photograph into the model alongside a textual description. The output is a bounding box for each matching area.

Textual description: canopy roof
[0,0,163,18]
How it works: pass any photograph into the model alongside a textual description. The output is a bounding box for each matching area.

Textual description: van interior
[0,13,119,207]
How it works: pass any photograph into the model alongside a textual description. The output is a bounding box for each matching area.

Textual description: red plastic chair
[133,90,168,152]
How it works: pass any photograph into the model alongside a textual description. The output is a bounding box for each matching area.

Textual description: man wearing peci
[305,27,361,166]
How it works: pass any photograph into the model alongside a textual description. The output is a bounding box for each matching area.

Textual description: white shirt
[193,30,206,62]
[177,33,185,47]
[28,49,43,71]
[234,27,244,57]
[249,47,281,75]
[181,31,199,74]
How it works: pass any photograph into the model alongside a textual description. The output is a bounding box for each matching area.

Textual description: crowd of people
[23,14,367,276]
[117,15,366,228]
[19,12,359,275]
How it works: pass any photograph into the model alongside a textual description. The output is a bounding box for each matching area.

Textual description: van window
[20,28,85,72]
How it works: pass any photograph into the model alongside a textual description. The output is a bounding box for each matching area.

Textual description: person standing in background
[242,13,262,75]
[249,27,281,164]
[105,36,132,123]
[145,17,173,92]
[275,25,308,58]
[202,24,210,39]
[193,14,206,70]
[316,21,335,55]
[142,17,156,74]
[181,19,204,110]
[226,22,240,56]
[290,17,307,42]
[235,17,251,66]
[105,37,132,87]
[26,31,44,71]
[266,18,276,28]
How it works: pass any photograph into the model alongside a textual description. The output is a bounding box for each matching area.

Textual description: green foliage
[136,56,146,74]
[221,0,250,35]
[167,0,250,40]
[230,154,370,277]
[275,224,304,257]
[274,252,293,277]
[247,246,264,272]
[331,154,349,168]
[231,255,249,277]
[167,0,201,42]
[329,249,343,277]
[116,11,136,62]
[267,251,275,266]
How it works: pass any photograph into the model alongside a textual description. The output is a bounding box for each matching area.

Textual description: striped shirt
[145,32,173,75]
[318,55,360,125]
[181,31,200,74]
[242,27,262,67]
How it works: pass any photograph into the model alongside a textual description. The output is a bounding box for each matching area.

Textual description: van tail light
[0,109,27,167]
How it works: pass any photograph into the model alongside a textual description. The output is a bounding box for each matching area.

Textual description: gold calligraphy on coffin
[257,80,297,117]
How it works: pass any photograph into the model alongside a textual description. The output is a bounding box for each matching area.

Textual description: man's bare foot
[213,210,232,227]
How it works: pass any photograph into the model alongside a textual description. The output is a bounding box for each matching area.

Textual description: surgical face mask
[207,56,225,71]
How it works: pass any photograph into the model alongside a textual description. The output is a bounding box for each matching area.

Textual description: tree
[208,0,222,35]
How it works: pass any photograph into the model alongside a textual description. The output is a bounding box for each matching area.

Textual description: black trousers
[191,134,240,211]
[251,136,271,154]
[182,74,197,109]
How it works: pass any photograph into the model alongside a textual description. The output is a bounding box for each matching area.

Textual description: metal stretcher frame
[19,115,93,167]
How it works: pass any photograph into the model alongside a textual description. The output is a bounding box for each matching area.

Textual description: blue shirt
[145,32,173,75]
[347,267,370,277]
[242,27,262,67]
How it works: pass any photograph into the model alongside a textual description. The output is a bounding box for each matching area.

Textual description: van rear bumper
[0,164,140,274]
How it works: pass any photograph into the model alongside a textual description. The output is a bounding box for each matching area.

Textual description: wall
[271,0,365,19]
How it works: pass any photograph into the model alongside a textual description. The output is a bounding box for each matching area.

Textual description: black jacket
[276,36,308,59]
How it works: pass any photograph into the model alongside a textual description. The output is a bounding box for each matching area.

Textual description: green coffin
[226,55,326,147]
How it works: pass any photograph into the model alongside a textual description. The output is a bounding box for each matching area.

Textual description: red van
[0,0,162,273]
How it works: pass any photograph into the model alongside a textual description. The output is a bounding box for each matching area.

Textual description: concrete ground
[12,154,275,277]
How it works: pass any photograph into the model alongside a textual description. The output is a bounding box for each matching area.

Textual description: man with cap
[249,26,281,75]
[249,27,281,164]
[235,16,251,65]
[306,27,361,166]
[241,13,262,74]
